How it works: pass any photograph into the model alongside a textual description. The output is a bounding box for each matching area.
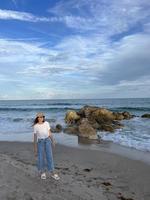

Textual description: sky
[0,0,150,100]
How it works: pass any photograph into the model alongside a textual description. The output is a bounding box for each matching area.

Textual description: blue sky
[0,0,150,100]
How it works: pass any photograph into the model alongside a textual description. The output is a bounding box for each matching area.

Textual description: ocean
[0,98,150,152]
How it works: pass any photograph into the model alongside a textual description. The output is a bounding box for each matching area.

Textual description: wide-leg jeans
[37,137,54,173]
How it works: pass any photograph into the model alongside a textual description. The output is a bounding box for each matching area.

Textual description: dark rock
[141,113,150,118]
[55,124,63,132]
[51,124,62,133]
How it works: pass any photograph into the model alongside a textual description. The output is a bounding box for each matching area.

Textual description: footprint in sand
[83,168,93,172]
[117,193,134,200]
[101,181,112,186]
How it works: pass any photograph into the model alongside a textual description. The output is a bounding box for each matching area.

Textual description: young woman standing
[33,112,60,180]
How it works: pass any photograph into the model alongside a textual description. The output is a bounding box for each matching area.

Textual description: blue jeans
[37,137,54,173]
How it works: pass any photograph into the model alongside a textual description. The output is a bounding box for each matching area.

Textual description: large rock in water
[65,110,80,124]
[91,108,115,122]
[141,113,150,118]
[64,106,133,138]
[78,118,97,139]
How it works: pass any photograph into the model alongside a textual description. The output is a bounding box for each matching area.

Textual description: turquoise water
[0,98,150,152]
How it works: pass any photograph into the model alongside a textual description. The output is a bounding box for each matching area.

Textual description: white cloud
[99,33,150,85]
[0,38,56,63]
[1,31,150,89]
[0,9,63,23]
[49,0,150,34]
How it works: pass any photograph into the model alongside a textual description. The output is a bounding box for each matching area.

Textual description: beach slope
[0,141,150,200]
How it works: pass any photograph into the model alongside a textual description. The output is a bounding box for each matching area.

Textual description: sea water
[0,98,150,152]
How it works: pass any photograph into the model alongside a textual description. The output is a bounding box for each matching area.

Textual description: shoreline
[0,137,150,165]
[0,141,150,199]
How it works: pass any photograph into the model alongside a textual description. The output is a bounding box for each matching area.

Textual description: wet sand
[0,141,150,200]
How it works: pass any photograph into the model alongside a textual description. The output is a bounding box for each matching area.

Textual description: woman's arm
[33,133,37,156]
[48,130,56,146]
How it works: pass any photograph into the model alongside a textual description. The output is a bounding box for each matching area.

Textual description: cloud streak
[0,9,61,22]
[49,0,150,34]
[0,8,88,28]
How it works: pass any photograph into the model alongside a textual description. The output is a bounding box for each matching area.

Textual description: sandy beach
[0,141,150,200]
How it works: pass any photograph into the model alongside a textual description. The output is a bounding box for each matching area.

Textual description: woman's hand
[49,136,56,147]
[52,139,56,147]
[34,145,37,157]
[48,130,56,147]
[33,134,37,157]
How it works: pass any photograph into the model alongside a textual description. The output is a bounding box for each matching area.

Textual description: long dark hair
[32,116,45,126]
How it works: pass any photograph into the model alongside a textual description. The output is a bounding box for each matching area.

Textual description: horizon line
[0,97,150,101]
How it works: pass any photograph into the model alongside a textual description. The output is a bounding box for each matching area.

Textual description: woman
[33,112,60,180]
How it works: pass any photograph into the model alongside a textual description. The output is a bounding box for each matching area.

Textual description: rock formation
[64,105,133,139]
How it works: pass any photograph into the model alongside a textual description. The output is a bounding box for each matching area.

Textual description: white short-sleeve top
[34,121,50,139]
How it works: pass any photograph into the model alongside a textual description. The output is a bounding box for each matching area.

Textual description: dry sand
[0,141,150,200]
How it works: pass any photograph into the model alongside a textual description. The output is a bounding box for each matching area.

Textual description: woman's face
[37,116,44,123]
